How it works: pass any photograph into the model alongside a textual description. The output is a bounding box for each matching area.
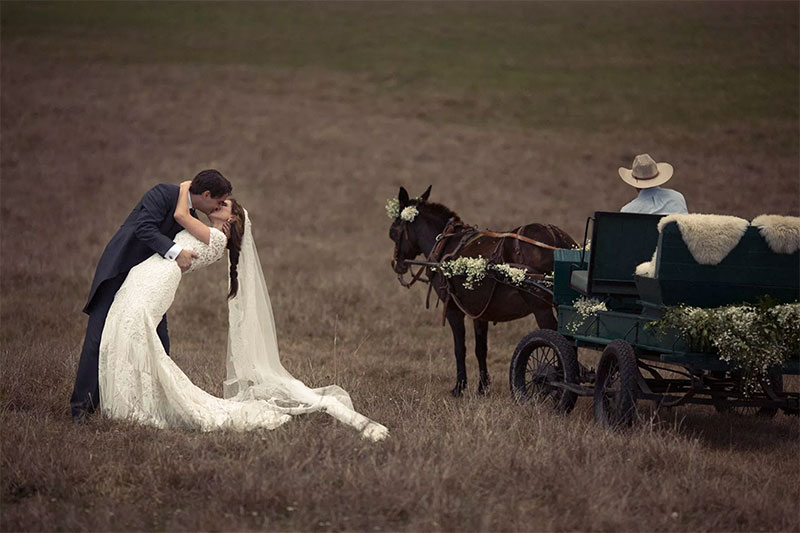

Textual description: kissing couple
[70,170,388,441]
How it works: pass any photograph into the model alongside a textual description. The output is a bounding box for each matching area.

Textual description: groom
[70,169,233,423]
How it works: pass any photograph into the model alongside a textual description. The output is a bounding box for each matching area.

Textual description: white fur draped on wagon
[635,213,800,278]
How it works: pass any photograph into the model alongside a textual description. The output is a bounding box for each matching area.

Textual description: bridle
[393,217,467,290]
[393,220,431,289]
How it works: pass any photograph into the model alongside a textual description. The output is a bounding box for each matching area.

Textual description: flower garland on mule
[648,301,800,392]
[434,256,489,289]
[431,256,530,290]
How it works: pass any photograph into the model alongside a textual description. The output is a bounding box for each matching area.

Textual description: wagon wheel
[509,329,579,413]
[594,340,639,429]
[712,370,783,418]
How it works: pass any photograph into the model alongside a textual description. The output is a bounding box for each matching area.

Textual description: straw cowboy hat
[618,154,674,188]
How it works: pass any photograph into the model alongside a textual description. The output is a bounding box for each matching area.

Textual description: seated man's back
[618,153,688,215]
[621,186,688,215]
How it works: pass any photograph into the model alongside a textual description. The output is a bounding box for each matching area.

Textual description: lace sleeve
[208,227,228,261]
[183,227,228,273]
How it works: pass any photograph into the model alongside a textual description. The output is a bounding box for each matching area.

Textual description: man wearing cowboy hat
[619,153,688,215]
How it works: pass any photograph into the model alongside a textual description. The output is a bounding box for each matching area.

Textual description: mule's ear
[398,186,410,207]
[420,185,432,202]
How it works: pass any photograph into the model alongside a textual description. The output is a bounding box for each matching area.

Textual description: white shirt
[164,192,192,260]
[621,187,688,215]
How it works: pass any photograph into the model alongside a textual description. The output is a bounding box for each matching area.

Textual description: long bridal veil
[223,210,388,441]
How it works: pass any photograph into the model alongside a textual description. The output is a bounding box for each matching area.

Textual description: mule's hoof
[451,381,467,397]
[477,373,491,395]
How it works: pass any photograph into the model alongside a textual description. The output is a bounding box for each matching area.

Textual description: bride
[98,181,388,441]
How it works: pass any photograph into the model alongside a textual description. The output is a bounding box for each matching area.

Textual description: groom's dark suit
[71,183,197,420]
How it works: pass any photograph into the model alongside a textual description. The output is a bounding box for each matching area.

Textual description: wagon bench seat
[567,212,664,300]
[569,269,590,295]
[636,222,800,308]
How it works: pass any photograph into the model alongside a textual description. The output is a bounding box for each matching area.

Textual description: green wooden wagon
[509,211,800,427]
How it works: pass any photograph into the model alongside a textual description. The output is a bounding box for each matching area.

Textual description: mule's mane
[419,201,461,223]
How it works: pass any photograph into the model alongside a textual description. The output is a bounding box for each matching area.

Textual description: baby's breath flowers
[434,256,488,289]
[386,198,421,222]
[650,302,800,393]
[489,263,527,286]
[400,205,419,222]
[434,259,531,290]
[385,198,400,219]
[566,297,608,334]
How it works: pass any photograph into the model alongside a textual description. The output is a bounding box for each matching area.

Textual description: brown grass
[2,12,800,533]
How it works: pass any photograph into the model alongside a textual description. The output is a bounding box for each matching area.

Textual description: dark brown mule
[389,186,577,396]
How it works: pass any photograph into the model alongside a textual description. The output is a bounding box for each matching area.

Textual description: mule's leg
[446,305,468,397]
[474,319,491,395]
[532,303,558,330]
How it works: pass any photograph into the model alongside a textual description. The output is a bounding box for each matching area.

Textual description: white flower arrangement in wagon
[564,296,608,334]
[647,300,800,393]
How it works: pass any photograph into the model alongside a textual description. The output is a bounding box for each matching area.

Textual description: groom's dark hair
[190,169,232,198]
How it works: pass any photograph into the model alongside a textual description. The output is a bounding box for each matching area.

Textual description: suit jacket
[83,183,195,314]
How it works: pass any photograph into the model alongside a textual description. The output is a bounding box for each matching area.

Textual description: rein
[396,265,428,288]
[469,231,559,250]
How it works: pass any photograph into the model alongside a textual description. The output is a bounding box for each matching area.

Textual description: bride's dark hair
[226,198,246,300]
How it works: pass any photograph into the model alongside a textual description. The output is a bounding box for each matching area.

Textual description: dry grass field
[2,2,799,531]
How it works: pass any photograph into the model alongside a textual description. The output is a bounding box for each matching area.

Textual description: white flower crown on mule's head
[387,185,433,223]
[385,198,419,222]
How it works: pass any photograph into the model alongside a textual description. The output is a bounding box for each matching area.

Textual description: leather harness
[395,217,557,323]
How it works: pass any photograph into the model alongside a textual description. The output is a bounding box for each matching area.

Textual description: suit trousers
[70,272,170,419]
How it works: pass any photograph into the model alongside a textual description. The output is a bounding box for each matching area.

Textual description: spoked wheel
[594,340,639,429]
[713,370,783,418]
[509,329,579,413]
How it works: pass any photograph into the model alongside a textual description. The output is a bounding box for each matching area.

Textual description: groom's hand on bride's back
[177,249,199,272]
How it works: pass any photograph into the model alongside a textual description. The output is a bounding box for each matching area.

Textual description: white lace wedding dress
[98,225,388,440]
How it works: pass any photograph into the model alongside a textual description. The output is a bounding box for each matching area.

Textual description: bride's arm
[174,181,211,245]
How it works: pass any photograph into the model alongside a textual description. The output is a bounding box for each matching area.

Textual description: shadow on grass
[636,405,799,453]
